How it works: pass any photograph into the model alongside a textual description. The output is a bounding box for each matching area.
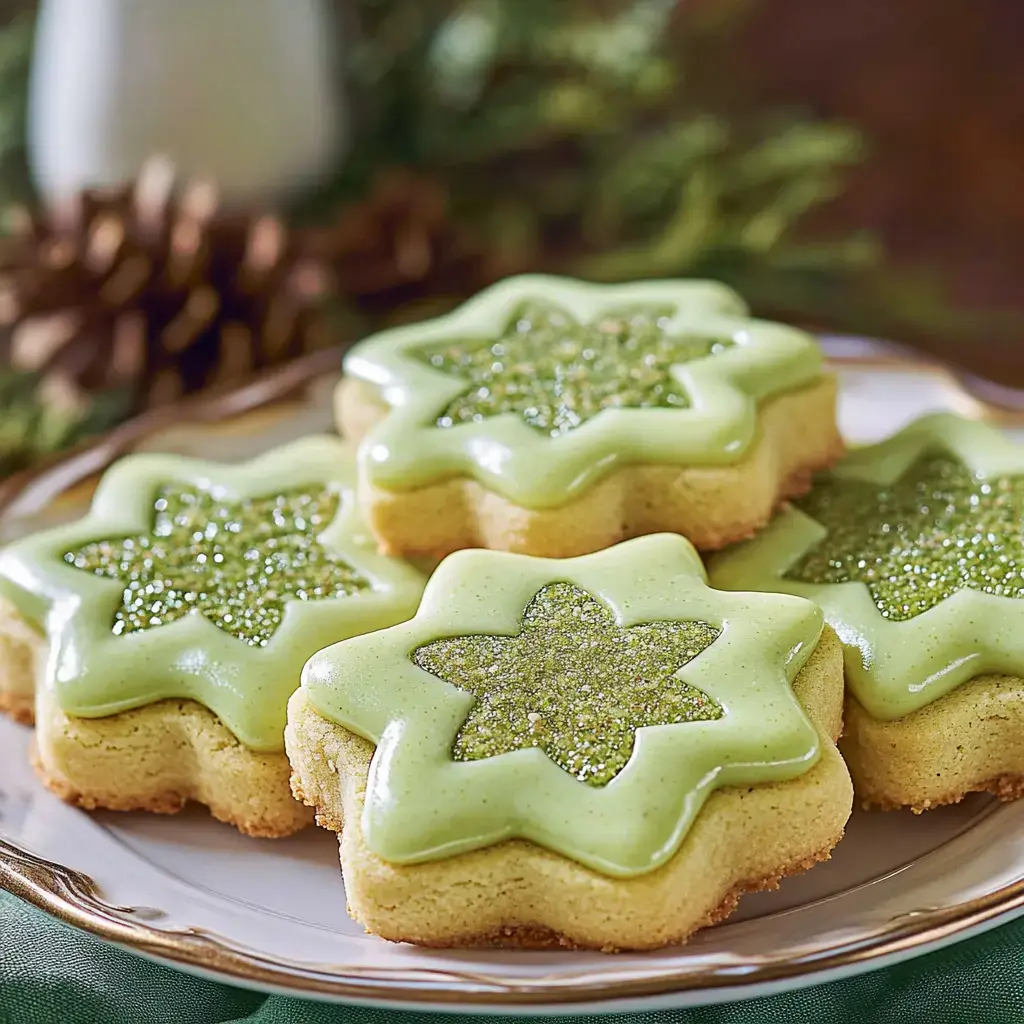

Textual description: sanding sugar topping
[788,452,1024,620]
[415,301,732,436]
[65,484,370,646]
[412,582,722,786]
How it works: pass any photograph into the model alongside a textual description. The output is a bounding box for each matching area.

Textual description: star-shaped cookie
[300,533,823,877]
[345,274,826,506]
[0,436,425,750]
[710,413,1024,720]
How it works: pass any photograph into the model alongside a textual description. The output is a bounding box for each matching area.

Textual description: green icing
[413,582,722,787]
[788,453,1024,621]
[0,437,426,751]
[345,275,825,507]
[66,485,370,647]
[416,301,731,437]
[708,413,1024,722]
[302,533,823,878]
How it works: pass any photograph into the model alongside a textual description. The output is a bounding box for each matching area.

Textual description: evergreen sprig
[323,0,871,306]
[0,10,32,212]
[0,0,1015,482]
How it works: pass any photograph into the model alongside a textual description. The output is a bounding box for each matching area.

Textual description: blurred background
[0,0,1019,478]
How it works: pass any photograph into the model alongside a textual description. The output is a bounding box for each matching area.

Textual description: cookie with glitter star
[0,436,425,836]
[336,274,842,559]
[710,413,1024,812]
[285,533,852,950]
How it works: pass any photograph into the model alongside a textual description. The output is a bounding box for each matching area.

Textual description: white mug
[28,0,345,208]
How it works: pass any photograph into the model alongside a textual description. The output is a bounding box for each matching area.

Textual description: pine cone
[0,156,335,410]
[306,169,488,316]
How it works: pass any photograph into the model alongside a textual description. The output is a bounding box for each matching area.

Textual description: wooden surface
[732,0,1024,380]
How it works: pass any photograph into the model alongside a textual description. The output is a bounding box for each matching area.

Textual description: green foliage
[0,369,131,478]
[319,0,870,308]
[0,10,32,210]
[322,0,1023,347]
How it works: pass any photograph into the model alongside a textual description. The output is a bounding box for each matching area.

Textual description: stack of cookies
[2,274,1019,952]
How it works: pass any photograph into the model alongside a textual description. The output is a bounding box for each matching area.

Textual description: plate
[3,342,1024,1015]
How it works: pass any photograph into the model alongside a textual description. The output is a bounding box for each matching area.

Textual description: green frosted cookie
[0,437,426,837]
[287,533,852,949]
[710,413,1024,811]
[337,274,841,558]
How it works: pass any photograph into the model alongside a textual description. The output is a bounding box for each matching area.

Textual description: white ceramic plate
[3,346,1024,1015]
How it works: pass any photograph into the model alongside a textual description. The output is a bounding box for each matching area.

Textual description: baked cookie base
[841,674,1024,812]
[286,627,851,951]
[34,686,312,838]
[336,376,844,559]
[0,596,44,726]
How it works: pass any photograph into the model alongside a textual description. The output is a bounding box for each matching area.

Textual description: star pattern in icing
[788,452,1024,621]
[65,485,370,647]
[416,301,731,436]
[413,582,722,786]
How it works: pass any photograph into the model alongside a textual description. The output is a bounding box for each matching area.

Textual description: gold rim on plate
[2,336,1024,1006]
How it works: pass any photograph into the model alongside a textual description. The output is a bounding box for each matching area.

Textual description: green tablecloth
[1,892,1022,1024]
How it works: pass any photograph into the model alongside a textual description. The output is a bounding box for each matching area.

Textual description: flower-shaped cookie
[345,275,826,505]
[301,533,823,877]
[0,436,425,750]
[710,413,1024,721]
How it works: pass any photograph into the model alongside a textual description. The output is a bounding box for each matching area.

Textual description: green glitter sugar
[412,582,723,786]
[787,451,1024,621]
[415,301,733,437]
[64,484,370,646]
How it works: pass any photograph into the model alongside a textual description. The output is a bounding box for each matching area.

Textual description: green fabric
[1,891,1022,1024]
